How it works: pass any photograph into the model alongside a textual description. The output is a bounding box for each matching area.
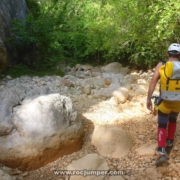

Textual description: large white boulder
[0,86,83,170]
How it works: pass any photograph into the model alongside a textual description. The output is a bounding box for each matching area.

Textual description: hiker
[147,43,180,166]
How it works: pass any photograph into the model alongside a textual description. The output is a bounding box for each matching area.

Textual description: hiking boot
[166,139,174,154]
[155,147,167,166]
[155,154,167,166]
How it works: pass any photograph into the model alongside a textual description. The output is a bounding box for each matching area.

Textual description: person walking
[147,43,180,166]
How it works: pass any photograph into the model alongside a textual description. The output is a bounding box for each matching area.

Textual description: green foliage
[116,0,180,67]
[26,0,41,17]
[10,1,64,69]
[9,0,180,70]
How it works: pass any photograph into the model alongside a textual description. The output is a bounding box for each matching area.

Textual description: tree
[10,0,180,69]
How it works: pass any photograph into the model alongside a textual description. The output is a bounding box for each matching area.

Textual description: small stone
[2,166,12,172]
[106,154,112,159]
[138,135,144,140]
[164,177,172,180]
[10,170,22,175]
[50,167,56,171]
[66,159,72,163]
[139,168,145,172]
[173,178,178,180]
[171,170,176,176]
[157,166,167,173]
[6,75,12,80]
[20,172,29,177]
[145,168,158,180]
[157,173,162,178]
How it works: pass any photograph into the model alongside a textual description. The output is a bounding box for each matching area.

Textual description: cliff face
[0,0,28,72]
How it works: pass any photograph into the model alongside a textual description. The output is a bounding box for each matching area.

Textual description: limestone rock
[120,67,129,75]
[109,176,124,180]
[101,62,122,74]
[0,92,83,170]
[145,168,158,180]
[67,153,109,180]
[112,87,129,103]
[0,169,16,180]
[134,85,147,96]
[0,85,48,136]
[79,77,105,90]
[109,97,119,106]
[135,143,157,156]
[91,125,132,158]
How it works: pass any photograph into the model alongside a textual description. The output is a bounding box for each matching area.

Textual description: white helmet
[168,43,180,52]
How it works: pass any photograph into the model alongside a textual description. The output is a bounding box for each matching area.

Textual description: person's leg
[166,112,178,153]
[158,110,168,148]
[167,112,178,140]
[156,110,169,166]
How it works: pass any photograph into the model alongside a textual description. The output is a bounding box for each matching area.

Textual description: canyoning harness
[151,95,159,116]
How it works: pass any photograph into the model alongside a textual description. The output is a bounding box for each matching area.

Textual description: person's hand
[146,99,153,111]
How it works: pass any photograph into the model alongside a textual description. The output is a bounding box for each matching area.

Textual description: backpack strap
[162,60,170,90]
[158,60,167,101]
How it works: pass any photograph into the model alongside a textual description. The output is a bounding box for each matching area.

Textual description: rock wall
[0,0,28,72]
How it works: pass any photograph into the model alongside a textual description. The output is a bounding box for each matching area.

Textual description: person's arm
[147,62,162,111]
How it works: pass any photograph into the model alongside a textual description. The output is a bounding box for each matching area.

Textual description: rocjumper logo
[53,169,131,176]
[159,130,163,141]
